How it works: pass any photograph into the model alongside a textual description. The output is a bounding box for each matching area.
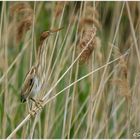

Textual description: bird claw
[35,99,43,109]
[29,109,37,118]
[30,98,43,109]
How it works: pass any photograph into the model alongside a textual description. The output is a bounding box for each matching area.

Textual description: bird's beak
[49,27,64,34]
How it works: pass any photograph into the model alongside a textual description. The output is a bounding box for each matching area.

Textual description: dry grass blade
[126,2,140,64]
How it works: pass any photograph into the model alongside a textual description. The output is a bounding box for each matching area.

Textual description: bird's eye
[29,78,33,86]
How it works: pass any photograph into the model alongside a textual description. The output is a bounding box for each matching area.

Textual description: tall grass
[0,1,140,139]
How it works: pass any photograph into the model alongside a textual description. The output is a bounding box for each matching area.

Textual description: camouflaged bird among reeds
[20,27,63,108]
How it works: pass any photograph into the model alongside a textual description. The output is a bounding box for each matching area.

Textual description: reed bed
[0,1,140,139]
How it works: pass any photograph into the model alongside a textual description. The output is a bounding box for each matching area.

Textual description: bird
[20,65,40,103]
[20,27,63,109]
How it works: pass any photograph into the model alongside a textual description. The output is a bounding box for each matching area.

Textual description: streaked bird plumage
[20,66,41,103]
[20,27,63,104]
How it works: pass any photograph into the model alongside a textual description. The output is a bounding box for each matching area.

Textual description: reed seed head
[78,26,101,63]
[10,2,33,43]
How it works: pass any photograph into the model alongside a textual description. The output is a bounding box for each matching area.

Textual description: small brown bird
[20,65,40,103]
[20,27,63,107]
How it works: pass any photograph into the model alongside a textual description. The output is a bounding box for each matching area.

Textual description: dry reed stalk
[41,4,66,137]
[0,54,5,71]
[42,22,96,103]
[42,3,66,100]
[66,3,84,138]
[46,17,76,84]
[43,5,78,137]
[2,2,9,138]
[44,16,65,138]
[0,40,30,85]
[126,2,140,64]
[61,20,79,137]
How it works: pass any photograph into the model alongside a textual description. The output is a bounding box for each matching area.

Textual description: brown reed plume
[54,2,69,18]
[112,49,131,102]
[54,2,65,18]
[10,2,33,43]
[78,26,101,63]
[16,16,33,42]
[79,2,101,32]
[77,2,102,63]
[10,2,32,17]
